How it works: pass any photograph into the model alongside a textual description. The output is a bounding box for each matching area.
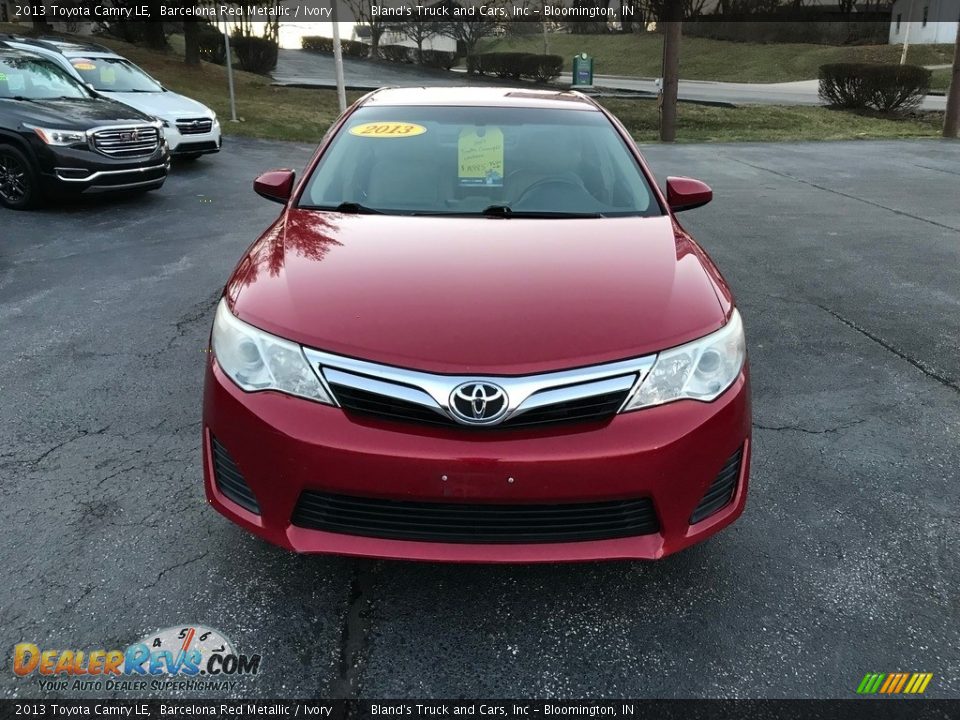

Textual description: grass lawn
[603,99,945,143]
[476,33,955,84]
[0,23,945,144]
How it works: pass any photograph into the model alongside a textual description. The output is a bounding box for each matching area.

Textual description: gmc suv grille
[91,126,160,158]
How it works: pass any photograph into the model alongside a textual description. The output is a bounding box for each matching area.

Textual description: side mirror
[666,176,712,213]
[254,170,295,204]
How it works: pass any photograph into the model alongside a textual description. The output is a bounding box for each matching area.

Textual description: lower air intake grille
[690,447,743,524]
[291,492,659,543]
[211,437,260,514]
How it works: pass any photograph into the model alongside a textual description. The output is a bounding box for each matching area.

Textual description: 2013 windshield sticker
[349,122,426,138]
[458,127,504,186]
[12,625,261,693]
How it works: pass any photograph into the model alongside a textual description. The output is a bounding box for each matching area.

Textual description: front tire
[0,145,40,210]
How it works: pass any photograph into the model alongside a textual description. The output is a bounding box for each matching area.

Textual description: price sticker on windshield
[349,122,426,138]
[458,127,504,187]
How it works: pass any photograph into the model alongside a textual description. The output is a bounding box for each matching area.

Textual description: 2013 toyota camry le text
[202,87,751,563]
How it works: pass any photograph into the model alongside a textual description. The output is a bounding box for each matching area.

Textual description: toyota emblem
[449,382,509,425]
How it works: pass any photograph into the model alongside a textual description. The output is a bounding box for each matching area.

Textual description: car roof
[0,34,117,56]
[362,87,600,111]
[0,46,53,61]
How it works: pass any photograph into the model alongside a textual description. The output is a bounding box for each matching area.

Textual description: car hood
[101,90,212,119]
[227,210,729,375]
[1,97,154,130]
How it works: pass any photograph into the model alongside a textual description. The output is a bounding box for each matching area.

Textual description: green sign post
[571,53,594,88]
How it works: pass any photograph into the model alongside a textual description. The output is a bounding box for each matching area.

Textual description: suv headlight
[211,299,334,405]
[621,309,746,412]
[29,126,87,146]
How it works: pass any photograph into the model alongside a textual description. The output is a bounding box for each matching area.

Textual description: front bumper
[35,141,170,194]
[203,360,751,563]
[165,122,221,155]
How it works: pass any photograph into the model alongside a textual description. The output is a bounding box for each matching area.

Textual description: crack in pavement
[754,419,866,435]
[726,156,960,233]
[142,551,210,590]
[328,561,378,705]
[910,162,960,179]
[741,292,960,395]
[815,304,960,395]
[27,425,112,467]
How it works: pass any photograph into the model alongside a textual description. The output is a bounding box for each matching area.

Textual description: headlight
[29,126,87,146]
[211,299,334,405]
[621,309,745,412]
[160,119,171,128]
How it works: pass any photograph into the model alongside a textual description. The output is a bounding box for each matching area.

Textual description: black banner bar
[3,1,938,24]
[1,700,960,720]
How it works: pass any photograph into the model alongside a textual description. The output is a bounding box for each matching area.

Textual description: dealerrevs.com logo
[13,625,261,693]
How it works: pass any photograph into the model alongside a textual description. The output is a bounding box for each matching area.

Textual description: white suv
[2,35,221,160]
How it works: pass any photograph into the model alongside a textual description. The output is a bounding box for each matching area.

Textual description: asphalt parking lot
[1,137,958,700]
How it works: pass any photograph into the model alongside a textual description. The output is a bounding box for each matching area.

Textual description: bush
[520,54,563,83]
[301,35,333,53]
[819,63,931,112]
[300,36,369,58]
[494,52,529,79]
[231,34,278,74]
[466,54,487,75]
[421,49,457,70]
[466,53,563,83]
[380,45,414,64]
[197,24,225,65]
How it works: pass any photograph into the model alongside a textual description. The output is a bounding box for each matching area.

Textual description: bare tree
[443,12,498,56]
[182,0,200,65]
[346,0,389,58]
[395,20,436,63]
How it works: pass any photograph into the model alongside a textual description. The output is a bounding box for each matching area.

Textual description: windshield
[0,55,92,100]
[299,106,661,217]
[69,56,162,92]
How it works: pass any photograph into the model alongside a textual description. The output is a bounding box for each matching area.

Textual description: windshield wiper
[481,205,604,219]
[302,201,385,215]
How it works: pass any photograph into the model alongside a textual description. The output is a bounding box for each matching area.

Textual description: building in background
[890,0,960,43]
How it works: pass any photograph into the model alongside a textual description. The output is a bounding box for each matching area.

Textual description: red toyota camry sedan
[202,87,750,563]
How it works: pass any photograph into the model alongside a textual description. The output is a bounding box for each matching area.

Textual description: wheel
[0,145,40,210]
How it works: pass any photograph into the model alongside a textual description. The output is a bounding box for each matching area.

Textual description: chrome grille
[176,117,213,135]
[304,349,656,431]
[91,126,160,158]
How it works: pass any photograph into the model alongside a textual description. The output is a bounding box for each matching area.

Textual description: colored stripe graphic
[857,673,933,695]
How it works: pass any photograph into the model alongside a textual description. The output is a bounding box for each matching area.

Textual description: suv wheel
[0,145,40,210]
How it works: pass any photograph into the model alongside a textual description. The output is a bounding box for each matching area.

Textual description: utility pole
[900,0,916,65]
[659,7,683,142]
[944,22,960,138]
[331,2,347,114]
[221,17,238,122]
